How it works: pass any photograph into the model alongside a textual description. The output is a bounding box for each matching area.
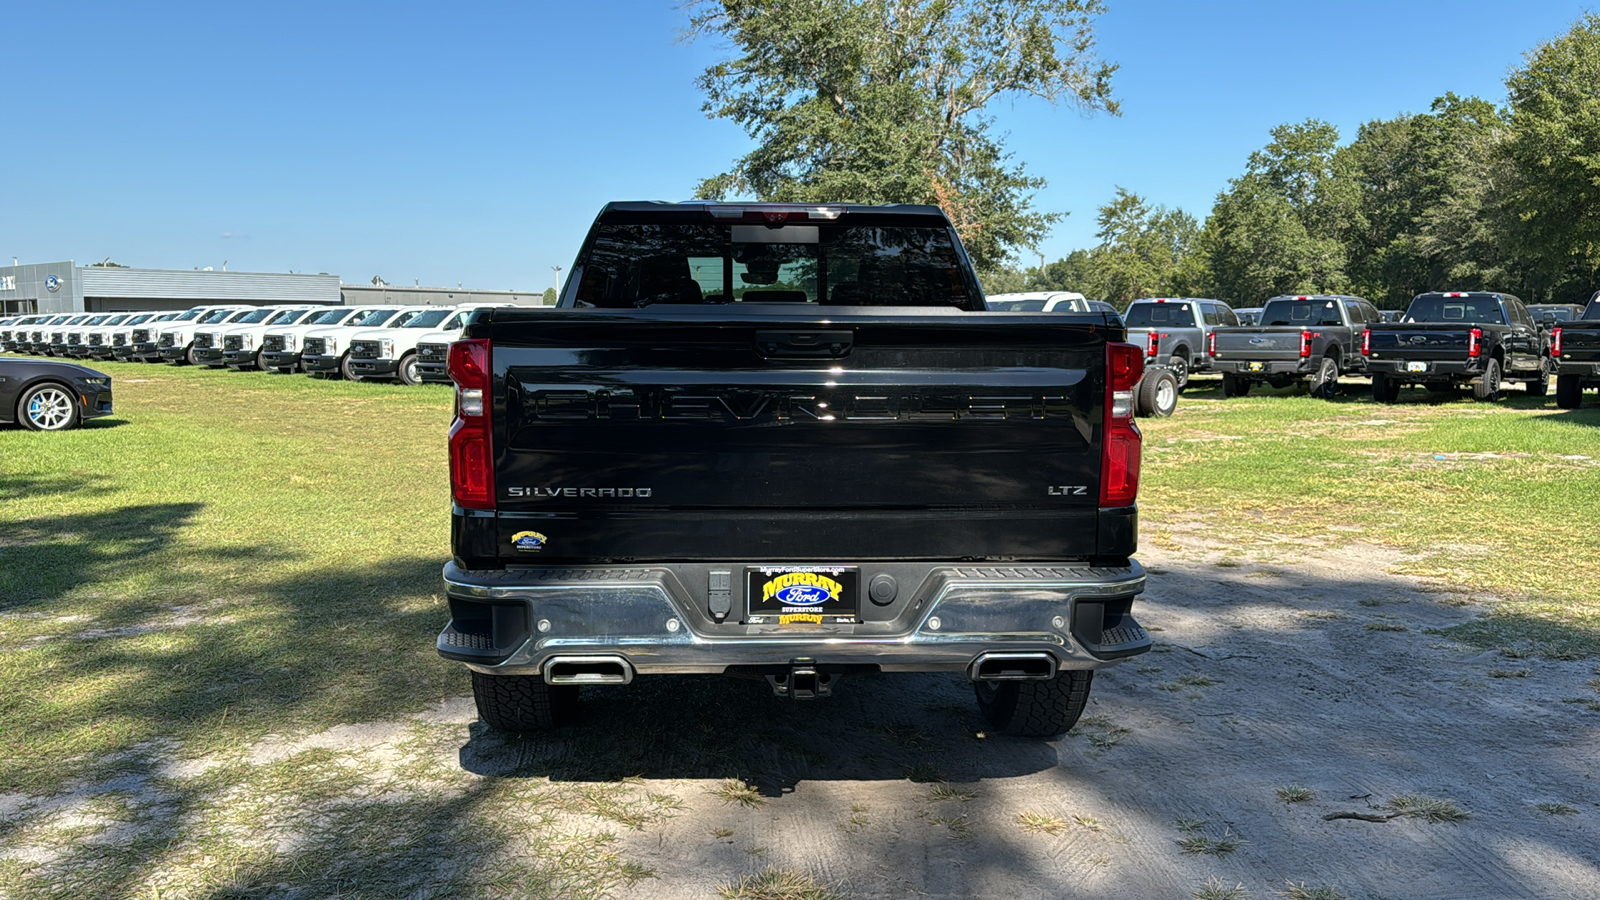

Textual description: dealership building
[0,261,547,315]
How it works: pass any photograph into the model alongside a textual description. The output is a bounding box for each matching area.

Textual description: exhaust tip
[969,652,1057,682]
[544,655,634,685]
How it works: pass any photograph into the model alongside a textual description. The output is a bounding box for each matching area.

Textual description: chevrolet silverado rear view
[436,202,1150,739]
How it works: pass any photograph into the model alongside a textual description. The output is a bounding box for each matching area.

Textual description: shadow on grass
[0,499,207,611]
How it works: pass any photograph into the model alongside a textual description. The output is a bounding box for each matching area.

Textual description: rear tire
[1371,373,1401,404]
[975,671,1093,738]
[1221,373,1251,398]
[1312,356,1340,400]
[471,671,578,732]
[1472,358,1502,402]
[1526,366,1549,397]
[1556,374,1583,409]
[1167,354,1190,391]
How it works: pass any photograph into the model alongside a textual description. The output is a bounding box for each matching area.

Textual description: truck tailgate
[1211,327,1303,360]
[485,311,1115,562]
[1367,324,1473,360]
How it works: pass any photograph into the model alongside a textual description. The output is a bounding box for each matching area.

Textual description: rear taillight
[1552,327,1562,357]
[448,338,494,510]
[1361,328,1371,356]
[1207,332,1217,357]
[1101,342,1144,508]
[1300,330,1314,358]
[1468,327,1482,358]
[1146,332,1159,359]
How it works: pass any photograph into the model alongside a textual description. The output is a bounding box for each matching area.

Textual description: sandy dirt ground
[7,538,1597,899]
[480,538,1599,899]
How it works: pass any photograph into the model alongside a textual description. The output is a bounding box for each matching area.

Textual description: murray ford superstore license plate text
[747,566,859,625]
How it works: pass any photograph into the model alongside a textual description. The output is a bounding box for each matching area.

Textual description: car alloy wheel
[21,385,77,431]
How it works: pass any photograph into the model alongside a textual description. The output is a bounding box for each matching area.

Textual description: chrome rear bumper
[438,560,1149,680]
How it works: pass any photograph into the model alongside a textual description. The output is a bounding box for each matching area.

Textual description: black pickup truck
[435,202,1151,738]
[1553,293,1600,409]
[1207,294,1382,398]
[1362,291,1551,402]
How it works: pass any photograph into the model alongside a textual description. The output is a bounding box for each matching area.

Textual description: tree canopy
[686,0,1119,269]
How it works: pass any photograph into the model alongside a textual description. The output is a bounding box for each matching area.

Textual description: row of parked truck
[0,302,506,384]
[1119,291,1600,408]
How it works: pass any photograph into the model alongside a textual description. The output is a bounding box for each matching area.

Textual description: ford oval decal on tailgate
[511,531,547,552]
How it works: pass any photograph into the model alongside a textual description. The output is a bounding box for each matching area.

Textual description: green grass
[3,361,1596,895]
[1142,380,1600,657]
[0,363,460,794]
[0,364,684,898]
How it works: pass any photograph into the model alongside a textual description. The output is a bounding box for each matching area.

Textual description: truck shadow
[458,670,1062,791]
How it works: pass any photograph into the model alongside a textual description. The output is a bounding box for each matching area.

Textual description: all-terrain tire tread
[471,671,576,732]
[976,671,1093,738]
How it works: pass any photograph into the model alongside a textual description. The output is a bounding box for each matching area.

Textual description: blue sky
[1,1,1589,289]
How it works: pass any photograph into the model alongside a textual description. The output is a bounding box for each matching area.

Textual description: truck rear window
[1123,303,1195,328]
[1260,299,1342,327]
[1404,296,1506,325]
[573,223,975,308]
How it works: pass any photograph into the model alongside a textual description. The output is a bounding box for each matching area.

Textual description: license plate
[1406,361,1428,373]
[1248,362,1263,372]
[747,566,859,625]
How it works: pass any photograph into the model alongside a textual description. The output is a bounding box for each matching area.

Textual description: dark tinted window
[351,309,400,327]
[1584,302,1600,321]
[310,309,353,325]
[1529,305,1576,323]
[1200,305,1220,326]
[574,222,974,308]
[402,309,453,328]
[988,298,1048,312]
[1217,305,1240,326]
[236,308,277,324]
[1404,295,1506,325]
[1123,302,1196,328]
[1260,298,1343,327]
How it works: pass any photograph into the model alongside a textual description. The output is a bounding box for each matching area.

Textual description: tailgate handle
[756,330,853,359]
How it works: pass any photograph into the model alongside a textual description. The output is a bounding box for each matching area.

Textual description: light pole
[552,265,563,295]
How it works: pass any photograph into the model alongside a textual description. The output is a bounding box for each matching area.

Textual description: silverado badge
[511,531,548,552]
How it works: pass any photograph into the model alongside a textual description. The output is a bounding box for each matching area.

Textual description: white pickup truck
[216,306,330,370]
[346,306,482,385]
[301,307,423,380]
[157,306,254,365]
[259,306,377,374]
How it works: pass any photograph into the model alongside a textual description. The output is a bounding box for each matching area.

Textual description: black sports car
[0,358,115,431]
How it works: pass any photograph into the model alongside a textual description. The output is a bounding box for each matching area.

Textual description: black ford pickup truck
[1553,293,1600,409]
[1362,291,1551,402]
[436,202,1151,738]
[1207,294,1382,398]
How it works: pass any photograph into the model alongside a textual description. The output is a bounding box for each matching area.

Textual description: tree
[89,258,128,267]
[1199,121,1350,304]
[542,287,557,305]
[1090,188,1202,304]
[1502,13,1600,301]
[371,275,387,286]
[685,0,1119,269]
[1337,95,1511,306]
